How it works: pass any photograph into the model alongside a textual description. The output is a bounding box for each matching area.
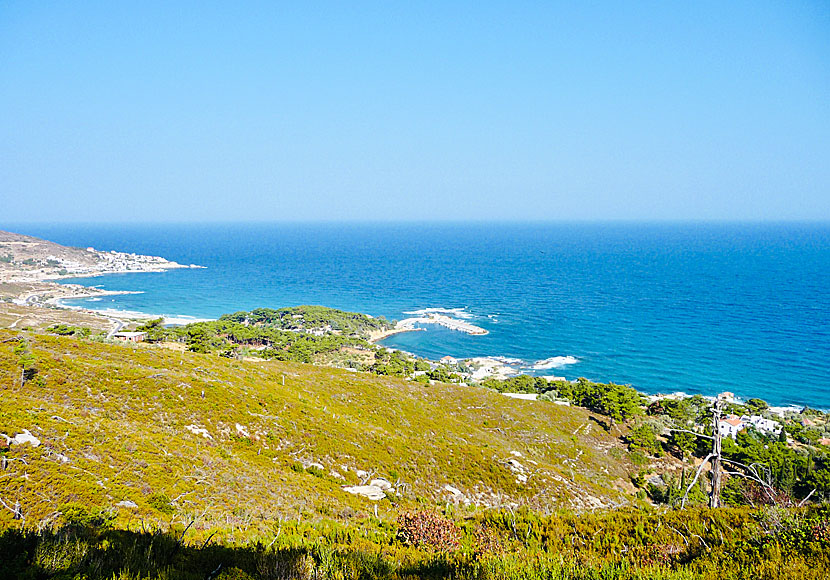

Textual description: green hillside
[3,330,830,580]
[0,330,635,534]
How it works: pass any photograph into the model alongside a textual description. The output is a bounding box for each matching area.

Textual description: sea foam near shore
[531,356,580,370]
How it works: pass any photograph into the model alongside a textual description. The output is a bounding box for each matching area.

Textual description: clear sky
[1,1,828,222]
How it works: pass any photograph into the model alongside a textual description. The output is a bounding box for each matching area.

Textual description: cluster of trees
[481,376,644,425]
[218,306,392,337]
[369,349,430,377]
[47,324,93,338]
[134,307,431,373]
[140,317,371,362]
[721,428,830,502]
[479,374,548,394]
[559,378,644,424]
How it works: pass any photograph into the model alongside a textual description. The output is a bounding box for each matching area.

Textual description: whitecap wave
[531,356,580,370]
[55,302,213,325]
[402,307,477,320]
[490,356,525,365]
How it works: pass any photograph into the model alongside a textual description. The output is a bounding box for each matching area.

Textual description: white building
[742,415,782,436]
[718,414,744,439]
[718,414,782,440]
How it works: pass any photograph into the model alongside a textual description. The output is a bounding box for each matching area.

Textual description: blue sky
[1,1,828,222]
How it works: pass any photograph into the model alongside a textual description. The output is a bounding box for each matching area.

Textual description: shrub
[396,510,460,552]
[60,502,115,529]
[147,493,175,515]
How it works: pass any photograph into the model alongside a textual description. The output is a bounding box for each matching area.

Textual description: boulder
[342,485,386,501]
[12,430,40,447]
[369,478,392,491]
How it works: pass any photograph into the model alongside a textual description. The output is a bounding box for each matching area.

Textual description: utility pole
[710,399,723,508]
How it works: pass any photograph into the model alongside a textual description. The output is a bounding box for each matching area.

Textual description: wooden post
[710,400,723,508]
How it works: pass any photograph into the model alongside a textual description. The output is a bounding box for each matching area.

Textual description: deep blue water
[7,222,830,408]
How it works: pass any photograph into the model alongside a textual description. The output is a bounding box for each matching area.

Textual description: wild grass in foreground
[2,506,828,580]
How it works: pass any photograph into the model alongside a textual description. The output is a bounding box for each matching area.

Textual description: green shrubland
[3,320,830,579]
[1,506,828,579]
[0,329,634,535]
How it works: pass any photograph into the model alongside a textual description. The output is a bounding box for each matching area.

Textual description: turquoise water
[9,222,830,408]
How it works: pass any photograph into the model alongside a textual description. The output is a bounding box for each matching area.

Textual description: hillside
[0,230,189,282]
[0,329,635,533]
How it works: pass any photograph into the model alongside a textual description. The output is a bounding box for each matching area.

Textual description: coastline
[3,282,826,409]
[0,228,204,285]
[367,326,424,343]
[0,230,825,410]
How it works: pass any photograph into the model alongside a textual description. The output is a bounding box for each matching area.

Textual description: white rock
[342,485,386,501]
[117,500,138,508]
[235,423,249,437]
[185,425,213,439]
[510,451,523,457]
[502,393,538,400]
[12,430,40,447]
[508,459,524,471]
[369,478,392,491]
[355,469,369,478]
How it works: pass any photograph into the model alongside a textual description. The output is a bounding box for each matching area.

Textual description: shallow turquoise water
[10,222,830,408]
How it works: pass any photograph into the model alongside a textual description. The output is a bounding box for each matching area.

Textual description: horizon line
[4,218,830,227]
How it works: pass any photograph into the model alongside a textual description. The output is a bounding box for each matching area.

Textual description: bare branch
[798,489,816,507]
[681,453,714,508]
[0,496,18,515]
[178,519,195,543]
[50,415,76,425]
[201,531,218,550]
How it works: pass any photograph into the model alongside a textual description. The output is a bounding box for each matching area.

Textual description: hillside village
[0,229,197,283]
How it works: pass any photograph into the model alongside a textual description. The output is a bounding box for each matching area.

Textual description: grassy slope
[0,330,634,533]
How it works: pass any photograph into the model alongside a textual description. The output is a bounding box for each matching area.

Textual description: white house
[718,414,744,439]
[742,415,782,436]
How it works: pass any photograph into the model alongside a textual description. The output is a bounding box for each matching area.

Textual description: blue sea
[8,222,830,408]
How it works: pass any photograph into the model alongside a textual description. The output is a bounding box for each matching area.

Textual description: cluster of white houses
[718,413,783,440]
